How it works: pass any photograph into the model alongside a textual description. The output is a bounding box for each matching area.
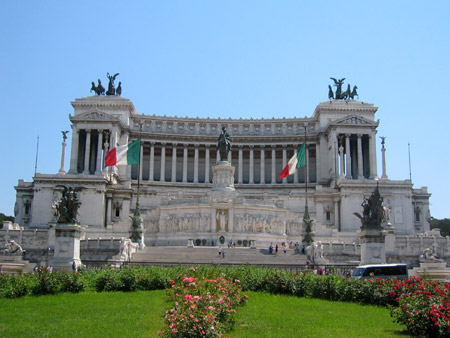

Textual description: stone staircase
[131,246,308,266]
[0,255,35,274]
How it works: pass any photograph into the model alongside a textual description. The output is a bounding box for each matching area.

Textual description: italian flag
[105,139,140,167]
[279,143,306,179]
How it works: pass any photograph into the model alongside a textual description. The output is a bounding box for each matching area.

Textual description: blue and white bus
[352,264,408,280]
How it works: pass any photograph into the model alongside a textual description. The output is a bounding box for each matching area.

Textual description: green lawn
[0,291,410,338]
[229,292,411,338]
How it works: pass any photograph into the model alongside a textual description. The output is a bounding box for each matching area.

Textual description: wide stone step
[131,246,307,265]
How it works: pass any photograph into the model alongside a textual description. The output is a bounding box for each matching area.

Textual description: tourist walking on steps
[275,244,278,253]
[222,249,225,258]
[218,247,222,257]
[284,245,287,255]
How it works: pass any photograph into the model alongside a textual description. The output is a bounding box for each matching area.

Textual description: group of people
[218,247,226,258]
[268,242,289,255]
[33,264,53,273]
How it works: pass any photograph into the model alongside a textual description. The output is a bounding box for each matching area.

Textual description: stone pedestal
[210,161,236,203]
[409,262,450,281]
[51,223,84,271]
[187,239,194,248]
[358,229,386,265]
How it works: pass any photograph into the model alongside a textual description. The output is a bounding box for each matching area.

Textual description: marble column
[282,145,287,184]
[249,145,254,184]
[83,129,91,174]
[271,145,276,184]
[345,134,352,179]
[227,149,232,163]
[149,142,155,182]
[68,127,79,174]
[171,143,177,182]
[334,200,340,230]
[205,145,210,183]
[357,134,364,179]
[59,133,67,175]
[339,143,345,178]
[95,130,103,174]
[194,144,199,183]
[183,144,188,183]
[260,145,265,184]
[103,131,110,173]
[381,138,388,179]
[238,145,243,184]
[216,149,220,163]
[160,143,166,182]
[369,133,378,179]
[106,197,112,227]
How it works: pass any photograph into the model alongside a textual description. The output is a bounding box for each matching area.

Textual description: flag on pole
[105,139,140,167]
[279,143,306,179]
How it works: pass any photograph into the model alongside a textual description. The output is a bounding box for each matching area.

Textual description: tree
[430,217,450,237]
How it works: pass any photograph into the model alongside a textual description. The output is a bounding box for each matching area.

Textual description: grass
[0,290,411,338]
[229,292,411,338]
[0,290,167,338]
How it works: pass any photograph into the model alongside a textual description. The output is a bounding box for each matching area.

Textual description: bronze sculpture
[354,184,385,230]
[55,186,82,224]
[217,127,231,161]
[329,78,358,100]
[106,73,119,95]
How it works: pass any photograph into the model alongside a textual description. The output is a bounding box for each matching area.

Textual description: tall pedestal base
[359,229,386,265]
[51,224,84,272]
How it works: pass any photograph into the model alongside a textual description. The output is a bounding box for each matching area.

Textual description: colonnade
[68,127,378,184]
[132,141,317,184]
[337,133,376,179]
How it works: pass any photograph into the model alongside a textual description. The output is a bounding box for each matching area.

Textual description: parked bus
[352,264,408,280]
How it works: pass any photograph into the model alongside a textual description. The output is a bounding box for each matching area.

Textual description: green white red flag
[279,143,306,179]
[105,139,140,167]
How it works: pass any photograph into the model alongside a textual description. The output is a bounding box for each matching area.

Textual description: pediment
[333,114,376,126]
[70,110,119,122]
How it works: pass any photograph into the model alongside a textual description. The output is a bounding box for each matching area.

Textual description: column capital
[357,134,363,138]
[205,144,210,149]
[238,144,243,149]
[161,142,166,147]
[260,144,265,149]
[271,144,277,149]
[282,144,287,149]
[150,141,156,146]
[345,133,351,137]
[85,128,91,133]
[194,144,199,148]
[172,143,178,147]
[184,143,189,148]
[249,145,254,149]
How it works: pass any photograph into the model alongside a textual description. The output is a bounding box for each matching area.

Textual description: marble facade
[13,95,431,251]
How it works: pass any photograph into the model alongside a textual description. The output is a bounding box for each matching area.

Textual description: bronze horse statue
[90,79,105,95]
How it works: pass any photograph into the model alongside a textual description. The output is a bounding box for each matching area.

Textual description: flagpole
[304,125,308,207]
[34,135,39,177]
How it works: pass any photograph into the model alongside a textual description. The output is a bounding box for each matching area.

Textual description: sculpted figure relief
[420,246,444,263]
[1,240,24,255]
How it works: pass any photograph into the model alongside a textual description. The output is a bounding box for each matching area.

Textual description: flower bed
[159,271,248,337]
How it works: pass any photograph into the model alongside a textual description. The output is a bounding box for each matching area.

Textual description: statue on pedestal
[354,184,385,230]
[217,127,231,161]
[55,186,82,224]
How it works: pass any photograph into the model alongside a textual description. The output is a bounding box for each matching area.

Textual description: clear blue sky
[1,1,449,219]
